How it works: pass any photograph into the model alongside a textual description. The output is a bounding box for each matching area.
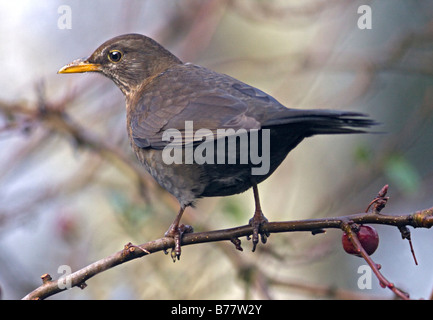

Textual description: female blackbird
[59,34,376,259]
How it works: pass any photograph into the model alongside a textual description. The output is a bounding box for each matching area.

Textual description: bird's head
[58,33,182,95]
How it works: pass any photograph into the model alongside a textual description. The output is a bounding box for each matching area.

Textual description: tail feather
[263,109,378,135]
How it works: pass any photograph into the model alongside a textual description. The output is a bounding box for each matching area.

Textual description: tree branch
[22,202,433,300]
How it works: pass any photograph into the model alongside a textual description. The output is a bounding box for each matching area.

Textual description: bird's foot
[164,224,194,262]
[248,210,270,252]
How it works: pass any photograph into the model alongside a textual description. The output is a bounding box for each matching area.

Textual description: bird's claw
[248,210,269,252]
[165,224,193,262]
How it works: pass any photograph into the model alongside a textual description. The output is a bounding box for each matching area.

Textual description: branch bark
[22,205,433,300]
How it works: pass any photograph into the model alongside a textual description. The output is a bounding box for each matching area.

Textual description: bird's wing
[129,67,272,150]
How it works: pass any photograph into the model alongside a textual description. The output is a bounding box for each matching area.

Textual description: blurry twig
[0,94,156,200]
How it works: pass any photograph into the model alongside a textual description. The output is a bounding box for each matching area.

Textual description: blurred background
[1,0,433,300]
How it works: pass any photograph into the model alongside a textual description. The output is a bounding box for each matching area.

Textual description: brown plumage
[59,34,377,259]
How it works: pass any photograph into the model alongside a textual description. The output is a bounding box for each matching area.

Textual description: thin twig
[22,205,433,300]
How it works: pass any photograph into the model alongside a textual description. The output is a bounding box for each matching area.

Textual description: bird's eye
[108,50,123,63]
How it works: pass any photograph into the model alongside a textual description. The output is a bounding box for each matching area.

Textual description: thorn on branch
[231,237,243,251]
[78,282,87,290]
[40,273,52,284]
[123,242,150,257]
[311,229,326,235]
[398,226,418,266]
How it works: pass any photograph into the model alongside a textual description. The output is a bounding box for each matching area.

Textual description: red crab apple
[342,225,379,256]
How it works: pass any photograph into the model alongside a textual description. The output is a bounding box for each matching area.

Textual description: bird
[58,33,376,260]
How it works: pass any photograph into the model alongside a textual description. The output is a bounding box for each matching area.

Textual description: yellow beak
[58,59,101,74]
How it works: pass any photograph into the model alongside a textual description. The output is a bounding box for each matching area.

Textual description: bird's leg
[164,206,193,261]
[248,183,270,252]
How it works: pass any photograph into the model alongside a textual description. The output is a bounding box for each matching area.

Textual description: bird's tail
[264,109,378,135]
